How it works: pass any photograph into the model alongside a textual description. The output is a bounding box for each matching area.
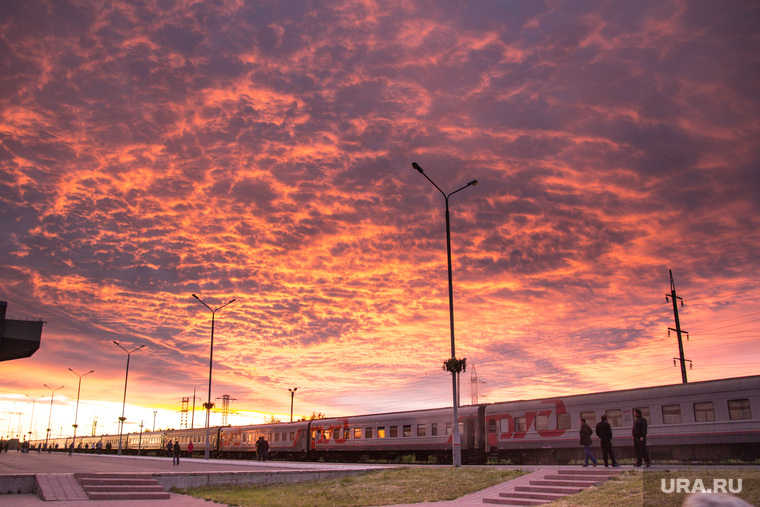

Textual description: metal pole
[113,342,145,455]
[412,162,477,467]
[26,395,43,445]
[289,388,297,422]
[193,294,235,460]
[68,369,94,455]
[669,270,689,383]
[43,384,63,452]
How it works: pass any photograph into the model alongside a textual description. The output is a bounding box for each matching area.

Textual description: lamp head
[468,180,478,187]
[412,162,424,173]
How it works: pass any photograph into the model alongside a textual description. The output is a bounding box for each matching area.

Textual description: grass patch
[547,469,760,507]
[176,467,524,507]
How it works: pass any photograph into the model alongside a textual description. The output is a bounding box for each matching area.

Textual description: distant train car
[485,375,760,464]
[310,405,486,463]
[164,426,223,457]
[220,421,310,459]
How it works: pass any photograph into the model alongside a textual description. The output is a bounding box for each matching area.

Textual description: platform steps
[76,473,170,501]
[483,467,624,506]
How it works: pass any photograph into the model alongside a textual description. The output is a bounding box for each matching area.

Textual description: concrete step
[76,473,170,501]
[515,484,586,495]
[530,478,601,487]
[556,468,624,477]
[545,472,611,482]
[87,491,172,500]
[483,497,549,506]
[83,484,167,493]
[500,491,567,501]
[80,477,160,486]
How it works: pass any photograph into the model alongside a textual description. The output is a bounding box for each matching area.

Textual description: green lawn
[177,467,524,507]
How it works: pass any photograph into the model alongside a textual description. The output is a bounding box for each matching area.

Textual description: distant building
[0,301,44,362]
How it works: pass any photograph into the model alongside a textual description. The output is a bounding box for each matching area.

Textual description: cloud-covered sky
[2,0,759,438]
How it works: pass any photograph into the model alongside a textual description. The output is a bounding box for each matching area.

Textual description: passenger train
[32,375,760,464]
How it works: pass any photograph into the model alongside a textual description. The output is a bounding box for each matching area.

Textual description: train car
[164,426,224,457]
[220,421,310,459]
[126,429,166,455]
[310,405,486,464]
[485,375,760,464]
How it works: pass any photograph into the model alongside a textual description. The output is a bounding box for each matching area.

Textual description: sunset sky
[2,0,759,441]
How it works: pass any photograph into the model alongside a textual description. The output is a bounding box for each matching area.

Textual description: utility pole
[180,397,189,429]
[216,394,235,427]
[470,365,486,405]
[666,270,691,383]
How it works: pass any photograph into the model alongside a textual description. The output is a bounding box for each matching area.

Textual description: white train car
[310,405,485,463]
[220,421,310,459]
[485,375,760,464]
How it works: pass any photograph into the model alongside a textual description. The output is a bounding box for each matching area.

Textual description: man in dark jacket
[632,409,651,467]
[579,418,597,467]
[595,414,618,467]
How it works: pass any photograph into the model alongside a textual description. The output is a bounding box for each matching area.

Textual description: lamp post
[412,161,477,468]
[113,341,145,455]
[43,384,64,452]
[26,395,43,447]
[289,388,297,422]
[193,293,235,460]
[68,368,94,455]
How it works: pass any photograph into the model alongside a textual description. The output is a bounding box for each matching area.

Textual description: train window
[728,399,751,420]
[662,404,682,424]
[431,423,438,436]
[557,413,572,430]
[290,432,295,441]
[390,426,398,437]
[514,417,527,433]
[580,411,596,426]
[403,425,412,437]
[417,424,426,437]
[693,402,715,423]
[446,422,452,435]
[488,419,498,434]
[354,428,362,439]
[343,428,350,440]
[605,409,623,427]
[535,415,548,431]
[274,433,280,442]
[377,427,386,438]
[365,427,373,439]
[324,429,332,441]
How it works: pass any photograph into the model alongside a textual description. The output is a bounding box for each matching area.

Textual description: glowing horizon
[1,0,759,441]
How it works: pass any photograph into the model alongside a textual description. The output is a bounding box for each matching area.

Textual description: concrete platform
[0,451,393,505]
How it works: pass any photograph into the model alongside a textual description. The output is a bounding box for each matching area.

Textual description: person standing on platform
[632,409,651,467]
[579,418,598,467]
[173,440,181,466]
[166,440,173,458]
[595,415,618,468]
[187,441,194,457]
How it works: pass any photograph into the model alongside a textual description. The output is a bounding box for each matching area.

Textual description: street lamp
[193,293,236,460]
[289,388,298,422]
[26,394,43,449]
[113,341,145,455]
[68,368,94,455]
[412,161,478,468]
[43,384,64,452]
